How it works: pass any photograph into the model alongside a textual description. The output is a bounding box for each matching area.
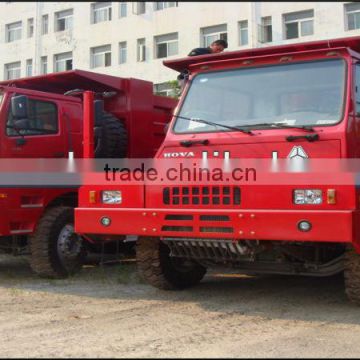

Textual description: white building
[0,1,360,95]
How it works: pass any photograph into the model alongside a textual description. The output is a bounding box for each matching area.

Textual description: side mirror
[11,95,28,119]
[94,100,104,126]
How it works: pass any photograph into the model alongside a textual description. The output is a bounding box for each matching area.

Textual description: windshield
[174,59,346,133]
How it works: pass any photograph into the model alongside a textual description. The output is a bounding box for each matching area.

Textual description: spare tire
[94,112,128,158]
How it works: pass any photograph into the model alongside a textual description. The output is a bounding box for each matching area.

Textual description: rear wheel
[29,206,85,279]
[136,236,206,290]
[94,112,127,158]
[344,245,360,305]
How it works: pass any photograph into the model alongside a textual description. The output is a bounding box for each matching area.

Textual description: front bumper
[75,208,360,245]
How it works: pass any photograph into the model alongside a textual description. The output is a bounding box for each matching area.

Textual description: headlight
[294,189,322,204]
[101,190,122,204]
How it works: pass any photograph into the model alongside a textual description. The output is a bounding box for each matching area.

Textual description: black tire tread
[94,112,127,158]
[29,206,83,279]
[136,237,206,290]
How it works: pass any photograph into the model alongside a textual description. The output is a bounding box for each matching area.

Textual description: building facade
[0,1,360,95]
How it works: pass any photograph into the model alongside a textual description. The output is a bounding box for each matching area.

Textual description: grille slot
[200,227,233,233]
[162,226,193,232]
[199,215,230,221]
[163,186,241,206]
[165,215,193,221]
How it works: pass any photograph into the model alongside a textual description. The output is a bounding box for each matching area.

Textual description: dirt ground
[0,254,360,358]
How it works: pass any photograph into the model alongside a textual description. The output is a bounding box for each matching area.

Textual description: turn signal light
[89,190,96,204]
[327,189,336,204]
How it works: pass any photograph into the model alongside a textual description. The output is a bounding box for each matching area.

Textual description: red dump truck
[0,69,177,278]
[75,36,360,304]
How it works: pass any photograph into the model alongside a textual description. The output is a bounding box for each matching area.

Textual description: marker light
[327,189,336,204]
[89,191,96,204]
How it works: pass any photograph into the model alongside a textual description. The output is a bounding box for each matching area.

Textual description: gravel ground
[0,254,360,358]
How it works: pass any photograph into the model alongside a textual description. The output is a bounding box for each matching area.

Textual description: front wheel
[136,237,206,290]
[29,206,86,278]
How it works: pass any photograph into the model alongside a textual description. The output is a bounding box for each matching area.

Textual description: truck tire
[94,112,128,158]
[29,206,86,279]
[136,237,206,290]
[344,245,360,304]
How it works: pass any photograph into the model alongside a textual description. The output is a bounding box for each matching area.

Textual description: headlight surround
[101,190,122,204]
[294,189,322,205]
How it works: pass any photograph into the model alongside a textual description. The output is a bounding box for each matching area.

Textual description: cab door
[2,96,66,158]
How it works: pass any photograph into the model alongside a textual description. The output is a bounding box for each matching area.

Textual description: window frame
[154,33,179,59]
[119,41,127,64]
[345,3,360,31]
[4,61,21,80]
[6,21,22,42]
[42,14,49,35]
[238,20,248,46]
[6,98,59,137]
[91,45,112,68]
[26,59,33,77]
[283,10,314,40]
[54,52,73,72]
[55,9,73,32]
[92,2,112,24]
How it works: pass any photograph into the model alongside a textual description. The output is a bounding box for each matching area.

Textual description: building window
[26,59,33,77]
[137,38,146,62]
[91,45,111,68]
[54,52,73,72]
[6,21,22,42]
[4,61,21,80]
[154,33,178,59]
[154,2,178,11]
[154,82,174,97]
[132,2,146,15]
[238,20,248,46]
[27,18,34,38]
[283,9,314,39]
[201,24,227,48]
[345,2,360,31]
[259,16,272,43]
[42,14,49,34]
[41,56,47,74]
[55,9,73,31]
[119,41,127,64]
[119,2,127,17]
[92,2,112,24]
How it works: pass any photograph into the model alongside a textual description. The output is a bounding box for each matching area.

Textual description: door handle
[53,152,65,157]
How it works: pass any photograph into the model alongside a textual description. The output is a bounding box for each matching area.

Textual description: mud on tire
[136,236,206,290]
[344,245,360,305]
[29,206,86,279]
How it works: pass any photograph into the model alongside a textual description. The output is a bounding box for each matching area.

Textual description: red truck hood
[160,139,341,159]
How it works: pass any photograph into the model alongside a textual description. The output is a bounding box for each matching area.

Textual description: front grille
[163,186,240,206]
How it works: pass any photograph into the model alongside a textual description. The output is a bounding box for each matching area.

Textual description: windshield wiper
[174,115,254,135]
[242,122,314,132]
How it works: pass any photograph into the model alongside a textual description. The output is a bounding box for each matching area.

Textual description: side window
[356,64,360,115]
[6,99,58,136]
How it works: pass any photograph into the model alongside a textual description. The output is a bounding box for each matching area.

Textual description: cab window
[6,99,58,136]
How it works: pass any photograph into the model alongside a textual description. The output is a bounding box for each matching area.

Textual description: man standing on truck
[177,39,228,91]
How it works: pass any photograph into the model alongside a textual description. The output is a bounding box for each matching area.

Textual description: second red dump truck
[0,69,177,278]
[76,36,360,304]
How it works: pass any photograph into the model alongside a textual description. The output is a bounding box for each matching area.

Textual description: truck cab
[75,36,360,304]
